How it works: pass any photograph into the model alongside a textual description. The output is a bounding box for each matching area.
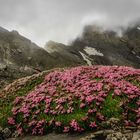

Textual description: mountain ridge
[1,24,140,88]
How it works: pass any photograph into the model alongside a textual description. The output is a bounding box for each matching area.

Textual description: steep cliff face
[0,27,84,88]
[0,27,54,69]
[0,27,55,88]
[124,24,140,57]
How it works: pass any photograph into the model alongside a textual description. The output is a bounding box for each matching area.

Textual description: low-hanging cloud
[0,0,140,46]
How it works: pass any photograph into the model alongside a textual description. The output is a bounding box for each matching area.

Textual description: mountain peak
[45,40,65,47]
[0,26,9,33]
[44,40,66,53]
[11,30,19,35]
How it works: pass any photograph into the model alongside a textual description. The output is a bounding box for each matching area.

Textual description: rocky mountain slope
[45,24,140,68]
[0,27,52,88]
[0,27,83,88]
[45,40,84,66]
[1,23,140,88]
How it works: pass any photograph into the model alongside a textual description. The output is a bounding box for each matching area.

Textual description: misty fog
[0,0,140,46]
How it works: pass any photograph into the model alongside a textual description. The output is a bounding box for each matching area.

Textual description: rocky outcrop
[0,27,54,88]
[80,118,140,140]
[0,126,11,140]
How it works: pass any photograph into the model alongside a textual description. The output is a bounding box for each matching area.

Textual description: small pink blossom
[17,127,23,135]
[96,113,104,121]
[8,117,15,125]
[89,121,97,128]
[63,126,70,133]
[55,121,61,127]
[80,103,86,108]
[81,116,88,121]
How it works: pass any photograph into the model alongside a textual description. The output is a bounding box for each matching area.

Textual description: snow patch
[137,27,140,30]
[79,51,92,66]
[132,51,140,59]
[136,55,140,59]
[45,47,58,53]
[84,46,104,56]
[132,51,136,55]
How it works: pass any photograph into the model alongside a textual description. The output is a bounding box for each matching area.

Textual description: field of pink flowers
[7,66,140,135]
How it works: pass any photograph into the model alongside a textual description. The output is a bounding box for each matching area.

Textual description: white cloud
[84,46,104,56]
[0,0,140,46]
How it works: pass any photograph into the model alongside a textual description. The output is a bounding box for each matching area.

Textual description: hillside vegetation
[0,66,140,136]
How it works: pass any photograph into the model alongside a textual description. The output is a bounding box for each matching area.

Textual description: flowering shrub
[8,66,140,135]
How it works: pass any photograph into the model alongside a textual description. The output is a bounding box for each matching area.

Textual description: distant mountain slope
[0,27,83,88]
[45,24,140,68]
[44,40,85,66]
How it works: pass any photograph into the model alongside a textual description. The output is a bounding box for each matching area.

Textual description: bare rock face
[0,28,54,70]
[0,27,84,89]
[0,27,55,89]
[45,24,140,69]
[44,40,85,67]
[0,126,12,140]
[70,24,140,68]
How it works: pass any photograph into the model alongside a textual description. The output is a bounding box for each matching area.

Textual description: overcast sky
[0,0,140,47]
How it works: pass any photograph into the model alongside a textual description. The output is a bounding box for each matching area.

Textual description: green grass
[0,76,45,127]
[36,99,88,124]
[127,98,138,122]
[125,76,140,88]
[91,77,103,82]
[101,92,122,119]
[132,79,140,88]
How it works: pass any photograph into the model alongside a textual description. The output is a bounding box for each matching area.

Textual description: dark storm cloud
[0,0,140,46]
